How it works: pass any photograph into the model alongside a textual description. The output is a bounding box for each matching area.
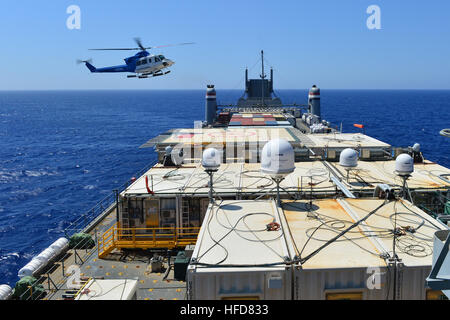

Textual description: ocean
[0,89,449,285]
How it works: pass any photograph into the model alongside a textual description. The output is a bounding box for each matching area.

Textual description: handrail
[17,160,159,300]
[63,160,157,237]
[98,224,200,257]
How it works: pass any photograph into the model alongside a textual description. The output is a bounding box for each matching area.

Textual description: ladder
[181,199,190,228]
[121,200,130,235]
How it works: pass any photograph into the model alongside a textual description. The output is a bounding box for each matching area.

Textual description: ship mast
[260,50,265,107]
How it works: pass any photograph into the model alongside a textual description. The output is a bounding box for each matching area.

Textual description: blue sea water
[0,89,449,285]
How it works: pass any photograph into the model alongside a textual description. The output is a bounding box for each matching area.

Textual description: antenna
[261,139,295,206]
[339,148,358,183]
[395,153,414,200]
[390,153,414,299]
[260,50,265,107]
[202,148,221,204]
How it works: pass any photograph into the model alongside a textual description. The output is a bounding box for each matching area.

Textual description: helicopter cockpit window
[155,57,160,62]
[159,55,165,60]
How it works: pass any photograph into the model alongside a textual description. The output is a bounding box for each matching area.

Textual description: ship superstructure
[3,53,450,301]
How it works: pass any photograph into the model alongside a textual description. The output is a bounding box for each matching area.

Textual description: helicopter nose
[165,59,174,66]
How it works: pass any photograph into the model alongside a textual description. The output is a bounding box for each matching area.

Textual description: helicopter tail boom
[85,62,97,73]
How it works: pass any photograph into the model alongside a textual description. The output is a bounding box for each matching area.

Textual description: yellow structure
[98,223,200,258]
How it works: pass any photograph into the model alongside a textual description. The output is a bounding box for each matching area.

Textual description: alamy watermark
[66,265,81,289]
[366,5,381,30]
[66,5,81,30]
[366,266,385,290]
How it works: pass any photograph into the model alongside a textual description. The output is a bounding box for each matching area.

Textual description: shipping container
[187,200,294,300]
[281,199,448,300]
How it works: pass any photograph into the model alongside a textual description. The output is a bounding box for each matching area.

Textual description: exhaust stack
[205,85,217,125]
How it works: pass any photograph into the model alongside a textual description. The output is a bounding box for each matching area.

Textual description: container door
[144,199,159,228]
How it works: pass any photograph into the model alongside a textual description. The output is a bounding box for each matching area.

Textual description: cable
[219,207,286,260]
[193,201,287,266]
[282,201,393,260]
[398,199,445,230]
[299,201,389,264]
[85,278,128,300]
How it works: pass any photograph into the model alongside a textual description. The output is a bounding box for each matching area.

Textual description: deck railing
[98,222,200,257]
[17,160,158,300]
[63,160,157,237]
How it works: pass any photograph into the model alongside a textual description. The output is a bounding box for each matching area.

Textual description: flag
[353,124,364,129]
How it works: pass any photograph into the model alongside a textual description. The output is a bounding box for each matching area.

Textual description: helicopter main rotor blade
[88,48,141,51]
[149,42,195,49]
[88,41,195,51]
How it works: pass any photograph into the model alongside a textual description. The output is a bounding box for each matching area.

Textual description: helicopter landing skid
[154,70,171,77]
[132,70,171,79]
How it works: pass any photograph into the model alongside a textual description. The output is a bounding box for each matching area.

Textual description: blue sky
[0,0,449,90]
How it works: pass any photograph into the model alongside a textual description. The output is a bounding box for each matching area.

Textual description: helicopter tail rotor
[77,59,96,72]
[134,37,146,51]
[76,58,93,65]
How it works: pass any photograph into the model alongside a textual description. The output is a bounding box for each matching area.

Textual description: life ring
[266,221,281,231]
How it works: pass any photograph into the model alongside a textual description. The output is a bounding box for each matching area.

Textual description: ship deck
[12,111,449,301]
[41,208,187,301]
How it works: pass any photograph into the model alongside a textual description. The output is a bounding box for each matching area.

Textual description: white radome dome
[339,148,358,168]
[202,148,221,171]
[395,153,414,176]
[261,139,295,178]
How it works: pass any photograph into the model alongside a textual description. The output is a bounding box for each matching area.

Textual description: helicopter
[78,38,194,78]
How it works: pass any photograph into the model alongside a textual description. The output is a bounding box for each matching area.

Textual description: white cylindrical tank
[18,238,69,278]
[202,148,221,171]
[395,153,414,176]
[261,139,295,179]
[0,284,12,300]
[49,237,69,253]
[339,148,358,168]
[18,258,42,278]
[35,247,54,263]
